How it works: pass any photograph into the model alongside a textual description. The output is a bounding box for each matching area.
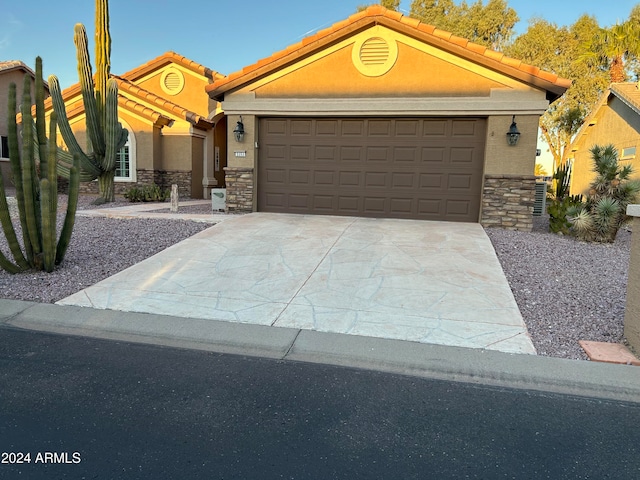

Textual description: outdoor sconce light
[506,115,521,146]
[233,116,245,142]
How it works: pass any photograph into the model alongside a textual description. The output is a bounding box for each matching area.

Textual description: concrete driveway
[58,213,535,354]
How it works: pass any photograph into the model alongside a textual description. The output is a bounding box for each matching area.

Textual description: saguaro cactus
[49,0,127,204]
[0,57,80,273]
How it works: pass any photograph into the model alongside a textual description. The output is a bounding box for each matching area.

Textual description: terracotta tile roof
[62,93,173,127]
[206,5,571,101]
[40,53,216,129]
[113,76,213,128]
[120,51,224,82]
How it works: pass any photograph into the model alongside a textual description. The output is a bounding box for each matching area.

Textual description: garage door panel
[316,120,338,136]
[451,120,479,136]
[421,147,446,163]
[289,170,309,184]
[393,147,418,163]
[419,173,444,188]
[422,120,447,137]
[339,171,361,186]
[341,146,364,161]
[259,117,485,222]
[365,172,387,187]
[448,174,473,189]
[342,120,365,136]
[392,173,415,188]
[314,171,335,186]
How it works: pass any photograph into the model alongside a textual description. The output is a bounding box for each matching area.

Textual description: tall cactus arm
[56,154,80,266]
[0,250,21,274]
[20,76,42,261]
[103,78,121,171]
[48,112,58,222]
[35,56,48,176]
[74,23,105,157]
[49,75,103,178]
[7,82,33,265]
[40,179,55,272]
[0,175,29,271]
[95,0,111,134]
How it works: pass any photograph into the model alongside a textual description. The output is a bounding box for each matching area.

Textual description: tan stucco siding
[0,71,37,134]
[253,42,504,98]
[570,98,640,196]
[483,115,540,176]
[162,134,195,171]
[136,66,210,117]
[227,114,256,170]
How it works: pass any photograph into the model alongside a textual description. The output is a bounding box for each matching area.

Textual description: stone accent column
[624,206,640,355]
[481,174,535,232]
[224,167,254,213]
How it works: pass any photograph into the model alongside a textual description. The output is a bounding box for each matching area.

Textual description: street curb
[2,299,639,403]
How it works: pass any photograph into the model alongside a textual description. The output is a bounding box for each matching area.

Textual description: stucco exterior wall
[625,215,640,354]
[483,115,540,177]
[136,66,210,116]
[570,98,640,196]
[162,134,194,171]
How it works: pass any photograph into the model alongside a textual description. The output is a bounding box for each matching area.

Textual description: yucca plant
[567,144,640,242]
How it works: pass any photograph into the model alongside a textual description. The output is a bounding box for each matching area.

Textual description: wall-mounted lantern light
[233,116,245,143]
[506,115,520,146]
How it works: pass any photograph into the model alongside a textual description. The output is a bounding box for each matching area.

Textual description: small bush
[567,144,640,242]
[124,184,170,203]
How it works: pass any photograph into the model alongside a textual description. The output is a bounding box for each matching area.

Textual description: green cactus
[0,57,80,273]
[49,0,127,204]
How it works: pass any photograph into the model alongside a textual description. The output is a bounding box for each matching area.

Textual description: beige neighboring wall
[571,96,640,197]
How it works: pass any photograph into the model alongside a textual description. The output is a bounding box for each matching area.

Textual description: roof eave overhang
[206,14,570,102]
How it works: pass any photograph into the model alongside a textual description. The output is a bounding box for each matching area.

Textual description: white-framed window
[114,122,136,182]
[0,136,8,159]
[621,146,636,161]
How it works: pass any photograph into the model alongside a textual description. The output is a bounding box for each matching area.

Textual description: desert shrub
[124,184,170,202]
[567,144,640,242]
[547,163,582,234]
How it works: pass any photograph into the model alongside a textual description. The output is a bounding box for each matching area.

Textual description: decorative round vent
[352,35,398,77]
[160,68,185,95]
[360,37,390,66]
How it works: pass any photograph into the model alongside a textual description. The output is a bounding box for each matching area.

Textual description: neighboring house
[43,52,226,198]
[0,60,49,188]
[569,83,640,197]
[206,5,570,231]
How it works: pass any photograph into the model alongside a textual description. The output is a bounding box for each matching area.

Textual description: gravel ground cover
[0,193,634,360]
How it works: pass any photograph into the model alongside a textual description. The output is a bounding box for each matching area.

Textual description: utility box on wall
[211,188,226,211]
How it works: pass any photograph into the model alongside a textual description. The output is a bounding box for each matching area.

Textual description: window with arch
[114,123,136,182]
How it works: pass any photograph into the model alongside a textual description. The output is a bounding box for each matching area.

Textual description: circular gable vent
[360,37,390,66]
[352,35,398,77]
[160,68,185,95]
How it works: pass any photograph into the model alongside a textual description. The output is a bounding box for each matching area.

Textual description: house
[569,83,640,197]
[206,5,570,231]
[43,52,226,198]
[0,60,49,188]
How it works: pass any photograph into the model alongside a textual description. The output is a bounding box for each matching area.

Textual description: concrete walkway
[58,211,535,354]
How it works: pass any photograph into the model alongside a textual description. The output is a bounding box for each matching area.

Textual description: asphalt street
[1,325,639,480]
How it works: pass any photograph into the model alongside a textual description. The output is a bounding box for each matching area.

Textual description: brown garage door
[258,117,486,222]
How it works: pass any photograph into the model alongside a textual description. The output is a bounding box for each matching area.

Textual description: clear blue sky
[1,0,638,89]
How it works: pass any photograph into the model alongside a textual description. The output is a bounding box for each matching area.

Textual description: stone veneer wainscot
[481,174,535,232]
[224,167,254,213]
